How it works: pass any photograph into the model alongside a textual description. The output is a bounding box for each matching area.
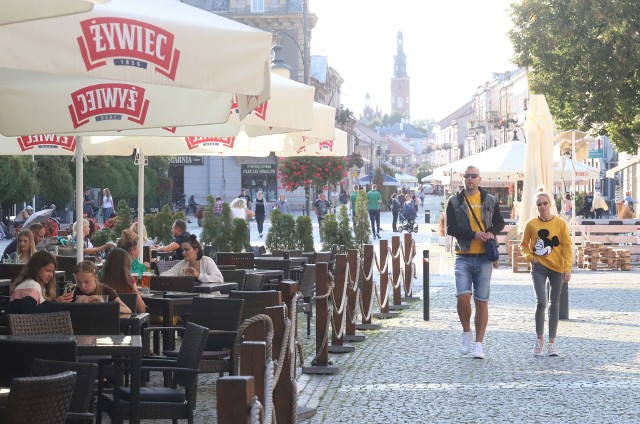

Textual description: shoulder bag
[463,195,500,262]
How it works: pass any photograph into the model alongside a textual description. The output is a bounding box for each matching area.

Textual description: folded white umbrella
[0,0,107,25]
[276,129,347,157]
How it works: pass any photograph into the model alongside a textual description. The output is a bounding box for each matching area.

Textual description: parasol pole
[136,149,146,263]
[570,131,578,265]
[75,137,84,262]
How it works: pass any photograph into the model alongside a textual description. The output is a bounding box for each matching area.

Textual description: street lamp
[271,27,309,84]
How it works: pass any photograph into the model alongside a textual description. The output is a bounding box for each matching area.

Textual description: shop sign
[241,164,276,175]
[169,156,204,166]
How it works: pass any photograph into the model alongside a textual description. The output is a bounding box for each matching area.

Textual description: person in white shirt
[161,235,223,283]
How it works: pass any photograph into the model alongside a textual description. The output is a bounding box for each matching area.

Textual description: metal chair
[0,337,77,386]
[99,323,209,424]
[4,371,77,424]
[297,264,316,337]
[8,311,74,336]
[31,359,99,424]
[216,252,255,269]
[150,275,195,293]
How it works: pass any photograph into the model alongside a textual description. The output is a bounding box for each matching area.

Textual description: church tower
[391,31,410,121]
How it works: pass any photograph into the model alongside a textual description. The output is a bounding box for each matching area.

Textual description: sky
[310,0,518,122]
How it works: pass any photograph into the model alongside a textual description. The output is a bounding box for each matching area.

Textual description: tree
[231,218,251,252]
[336,205,355,250]
[380,112,402,127]
[509,0,640,153]
[319,213,338,251]
[295,215,314,252]
[36,157,73,207]
[412,118,436,134]
[265,209,298,252]
[278,157,348,215]
[0,157,38,206]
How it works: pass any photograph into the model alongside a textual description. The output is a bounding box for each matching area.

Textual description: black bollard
[424,210,430,223]
[423,250,429,321]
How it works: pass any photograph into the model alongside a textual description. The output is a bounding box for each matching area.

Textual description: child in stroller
[398,194,418,233]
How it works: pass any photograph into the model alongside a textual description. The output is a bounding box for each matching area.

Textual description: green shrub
[319,213,339,251]
[336,204,355,250]
[295,215,314,252]
[92,228,113,248]
[232,218,251,252]
[200,195,221,246]
[353,190,371,253]
[110,199,132,240]
[265,209,283,252]
[144,204,185,245]
[213,203,235,252]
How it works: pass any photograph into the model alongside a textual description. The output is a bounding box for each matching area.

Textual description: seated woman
[161,235,223,283]
[8,230,36,264]
[117,229,150,277]
[101,248,146,313]
[129,222,151,246]
[73,219,115,256]
[72,260,131,313]
[8,251,73,313]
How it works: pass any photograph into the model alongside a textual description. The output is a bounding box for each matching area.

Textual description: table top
[0,334,142,348]
[254,256,308,263]
[195,282,238,293]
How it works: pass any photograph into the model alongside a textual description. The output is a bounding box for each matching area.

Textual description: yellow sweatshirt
[520,216,572,273]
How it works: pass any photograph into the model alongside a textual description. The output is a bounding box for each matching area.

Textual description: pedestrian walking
[591,191,608,219]
[520,191,572,357]
[561,193,572,220]
[581,191,594,219]
[446,166,505,359]
[390,193,400,232]
[367,184,382,239]
[314,192,331,226]
[102,188,114,221]
[273,193,291,215]
[350,185,359,219]
[238,188,252,210]
[330,188,339,208]
[251,190,269,238]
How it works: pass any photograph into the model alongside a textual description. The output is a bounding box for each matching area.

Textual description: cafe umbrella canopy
[0,0,274,259]
[0,0,107,25]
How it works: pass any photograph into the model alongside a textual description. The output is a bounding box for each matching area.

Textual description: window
[251,0,265,12]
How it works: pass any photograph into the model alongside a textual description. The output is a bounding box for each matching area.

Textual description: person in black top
[152,219,190,260]
[581,191,594,219]
[251,190,269,238]
[238,188,252,210]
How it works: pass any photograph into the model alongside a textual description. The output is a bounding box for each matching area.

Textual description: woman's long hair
[16,229,36,261]
[74,260,105,296]
[10,251,57,299]
[102,248,134,294]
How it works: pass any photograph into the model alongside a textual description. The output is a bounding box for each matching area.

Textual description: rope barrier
[249,397,263,424]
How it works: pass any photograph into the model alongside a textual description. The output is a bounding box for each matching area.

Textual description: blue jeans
[531,262,563,338]
[454,254,493,301]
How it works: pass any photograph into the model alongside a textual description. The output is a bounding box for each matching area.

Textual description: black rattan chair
[254,258,292,280]
[31,359,99,424]
[220,269,247,290]
[0,337,77,386]
[149,275,195,293]
[0,263,23,281]
[99,323,209,424]
[44,302,120,335]
[3,371,77,424]
[297,264,316,337]
[154,260,183,275]
[243,273,266,291]
[8,311,74,336]
[229,290,282,323]
[216,252,255,269]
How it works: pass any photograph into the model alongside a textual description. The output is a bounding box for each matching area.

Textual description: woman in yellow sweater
[520,192,572,357]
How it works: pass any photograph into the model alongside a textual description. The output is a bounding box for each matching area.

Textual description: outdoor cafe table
[194,282,238,295]
[141,292,198,353]
[254,256,309,268]
[119,312,150,336]
[0,334,143,424]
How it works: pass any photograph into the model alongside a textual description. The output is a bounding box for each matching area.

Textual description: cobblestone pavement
[4,196,640,423]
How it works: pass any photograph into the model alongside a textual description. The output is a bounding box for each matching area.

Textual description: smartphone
[64,283,77,294]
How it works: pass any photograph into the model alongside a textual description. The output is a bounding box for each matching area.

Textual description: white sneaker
[472,342,485,359]
[547,342,559,357]
[459,332,472,355]
[533,339,544,357]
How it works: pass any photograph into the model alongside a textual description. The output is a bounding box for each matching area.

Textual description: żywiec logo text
[68,83,150,129]
[17,135,76,152]
[77,17,180,80]
[185,137,235,150]
[318,140,334,151]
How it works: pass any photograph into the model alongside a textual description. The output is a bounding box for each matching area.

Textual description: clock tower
[391,31,410,120]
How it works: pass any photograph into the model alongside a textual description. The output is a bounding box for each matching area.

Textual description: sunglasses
[463,173,479,179]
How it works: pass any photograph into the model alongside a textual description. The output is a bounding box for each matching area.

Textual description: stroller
[397,210,418,233]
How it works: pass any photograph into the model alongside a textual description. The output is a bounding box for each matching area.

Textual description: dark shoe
[259,233,263,238]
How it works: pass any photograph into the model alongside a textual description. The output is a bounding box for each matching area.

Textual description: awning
[605,156,640,178]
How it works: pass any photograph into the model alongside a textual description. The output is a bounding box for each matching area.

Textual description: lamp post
[271,26,308,84]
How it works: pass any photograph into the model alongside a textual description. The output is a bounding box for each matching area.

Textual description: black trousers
[368,209,381,234]
[256,214,265,234]
[392,211,398,232]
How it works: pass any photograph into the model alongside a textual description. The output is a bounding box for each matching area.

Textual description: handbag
[462,195,500,262]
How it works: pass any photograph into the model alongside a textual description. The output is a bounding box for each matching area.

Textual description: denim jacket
[445,188,505,252]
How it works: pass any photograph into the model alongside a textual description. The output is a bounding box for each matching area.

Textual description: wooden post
[239,341,266,408]
[265,305,295,424]
[278,280,299,334]
[372,242,398,318]
[302,262,339,374]
[328,255,355,352]
[388,235,409,310]
[217,376,256,424]
[403,233,414,298]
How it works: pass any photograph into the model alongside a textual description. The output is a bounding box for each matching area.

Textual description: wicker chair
[118,293,138,315]
[55,256,79,283]
[229,291,282,323]
[150,275,195,293]
[220,269,247,290]
[3,371,77,424]
[0,263,23,281]
[44,302,120,335]
[312,251,332,265]
[99,323,209,424]
[216,252,255,269]
[154,260,182,275]
[8,311,74,336]
[254,258,292,280]
[164,298,244,376]
[297,264,316,337]
[243,273,266,291]
[0,337,77,386]
[31,359,99,424]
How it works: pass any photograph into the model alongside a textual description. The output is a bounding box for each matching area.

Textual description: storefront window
[241,164,278,202]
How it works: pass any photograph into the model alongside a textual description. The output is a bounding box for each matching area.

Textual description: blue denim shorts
[454,254,493,301]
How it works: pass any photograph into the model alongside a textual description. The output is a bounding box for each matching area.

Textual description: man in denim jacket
[446,166,505,359]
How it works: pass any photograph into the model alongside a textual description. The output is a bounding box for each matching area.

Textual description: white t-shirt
[230,207,247,220]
